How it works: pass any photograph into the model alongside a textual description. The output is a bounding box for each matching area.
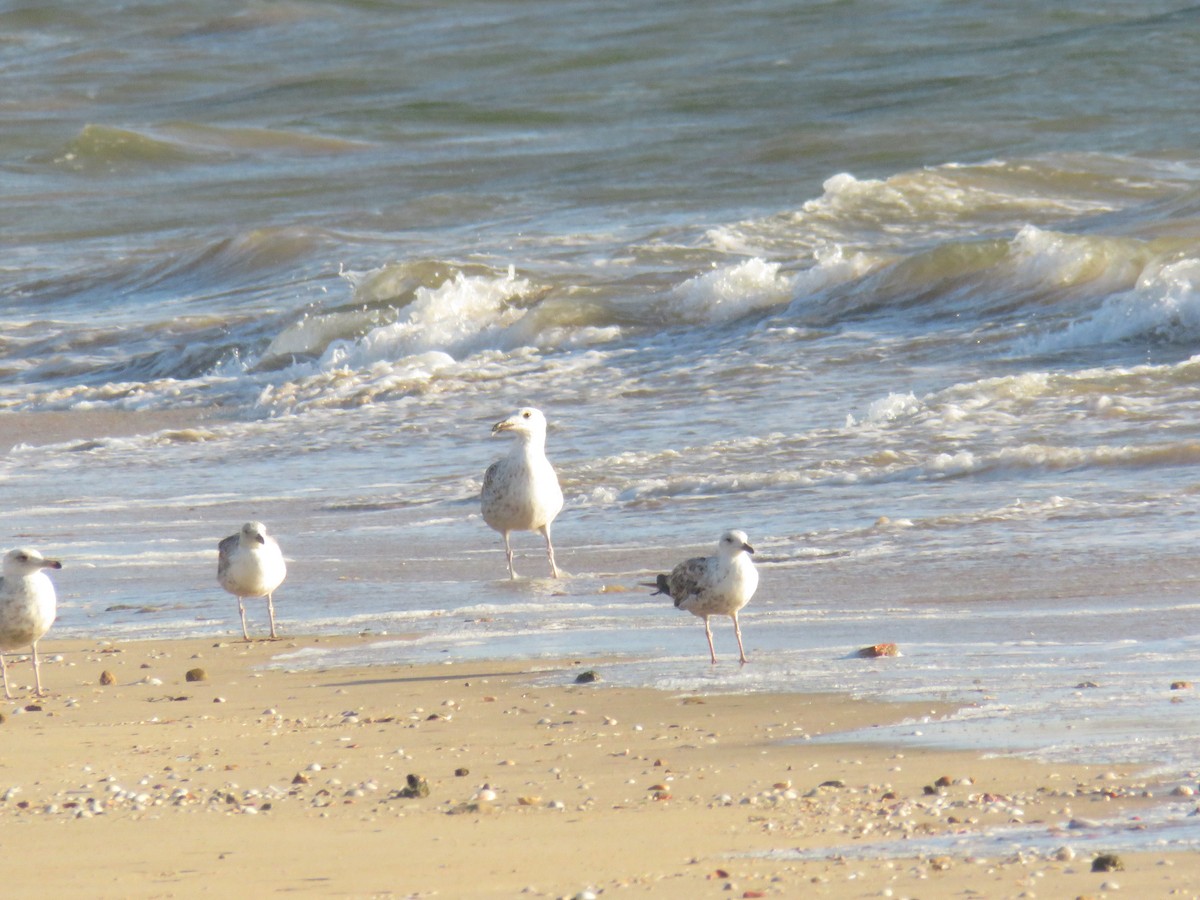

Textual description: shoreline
[0,635,1195,898]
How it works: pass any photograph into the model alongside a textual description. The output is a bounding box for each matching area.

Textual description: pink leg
[732,612,748,665]
[238,596,251,641]
[266,593,278,639]
[539,524,559,578]
[31,642,45,696]
[503,531,516,579]
[704,617,717,664]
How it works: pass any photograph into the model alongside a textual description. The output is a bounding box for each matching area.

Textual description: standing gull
[218,521,287,641]
[646,530,758,665]
[481,407,564,579]
[0,548,62,699]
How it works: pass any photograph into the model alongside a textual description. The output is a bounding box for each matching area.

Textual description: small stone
[934,775,954,787]
[857,643,899,658]
[454,767,470,777]
[1055,846,1075,861]
[291,773,310,785]
[399,774,429,798]
[574,670,601,684]
[1171,681,1192,690]
[185,668,208,682]
[1091,853,1124,872]
[99,670,116,686]
[1076,681,1100,689]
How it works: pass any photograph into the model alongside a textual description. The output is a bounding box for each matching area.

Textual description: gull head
[491,407,548,440]
[240,521,270,546]
[3,548,63,576]
[717,529,754,558]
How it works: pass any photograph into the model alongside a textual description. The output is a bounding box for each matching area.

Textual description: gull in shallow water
[646,530,758,665]
[0,548,62,699]
[218,521,287,641]
[481,407,564,579]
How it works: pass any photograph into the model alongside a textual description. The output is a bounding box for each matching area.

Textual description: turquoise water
[4,2,1200,787]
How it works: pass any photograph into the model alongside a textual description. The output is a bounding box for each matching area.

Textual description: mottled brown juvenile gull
[218,521,287,640]
[0,547,62,699]
[646,530,758,665]
[481,407,564,579]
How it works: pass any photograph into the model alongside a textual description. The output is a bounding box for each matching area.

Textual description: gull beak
[255,534,266,545]
[742,543,755,554]
[491,420,513,435]
[43,558,63,570]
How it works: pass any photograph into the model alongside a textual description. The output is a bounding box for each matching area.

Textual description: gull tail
[641,574,670,596]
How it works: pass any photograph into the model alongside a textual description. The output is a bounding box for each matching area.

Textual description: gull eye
[522,411,531,419]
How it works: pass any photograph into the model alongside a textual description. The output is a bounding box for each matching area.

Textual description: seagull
[481,407,564,579]
[0,548,62,699]
[217,521,287,641]
[646,530,759,665]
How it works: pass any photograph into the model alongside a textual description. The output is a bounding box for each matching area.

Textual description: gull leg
[31,641,44,696]
[704,616,717,665]
[732,612,748,665]
[0,652,11,700]
[539,524,559,578]
[237,596,251,641]
[266,592,278,640]
[502,531,517,579]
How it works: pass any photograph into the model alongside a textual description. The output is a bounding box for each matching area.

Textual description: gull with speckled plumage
[646,530,758,665]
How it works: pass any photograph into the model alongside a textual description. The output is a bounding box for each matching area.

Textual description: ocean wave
[49,124,224,172]
[1025,250,1200,351]
[711,155,1151,259]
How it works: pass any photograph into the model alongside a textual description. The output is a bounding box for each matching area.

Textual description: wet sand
[0,635,1194,899]
[0,407,226,452]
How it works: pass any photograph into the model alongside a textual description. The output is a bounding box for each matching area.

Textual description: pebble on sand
[99,670,116,686]
[856,643,900,658]
[185,668,208,682]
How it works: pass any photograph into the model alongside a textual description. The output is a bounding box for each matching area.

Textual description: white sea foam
[321,265,531,367]
[666,257,793,323]
[1030,253,1200,351]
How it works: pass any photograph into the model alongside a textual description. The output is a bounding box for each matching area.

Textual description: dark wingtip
[642,573,670,596]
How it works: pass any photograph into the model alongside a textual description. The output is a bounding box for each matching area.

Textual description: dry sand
[0,635,1195,899]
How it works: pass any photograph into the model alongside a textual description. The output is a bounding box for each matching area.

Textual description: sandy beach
[0,636,1193,899]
